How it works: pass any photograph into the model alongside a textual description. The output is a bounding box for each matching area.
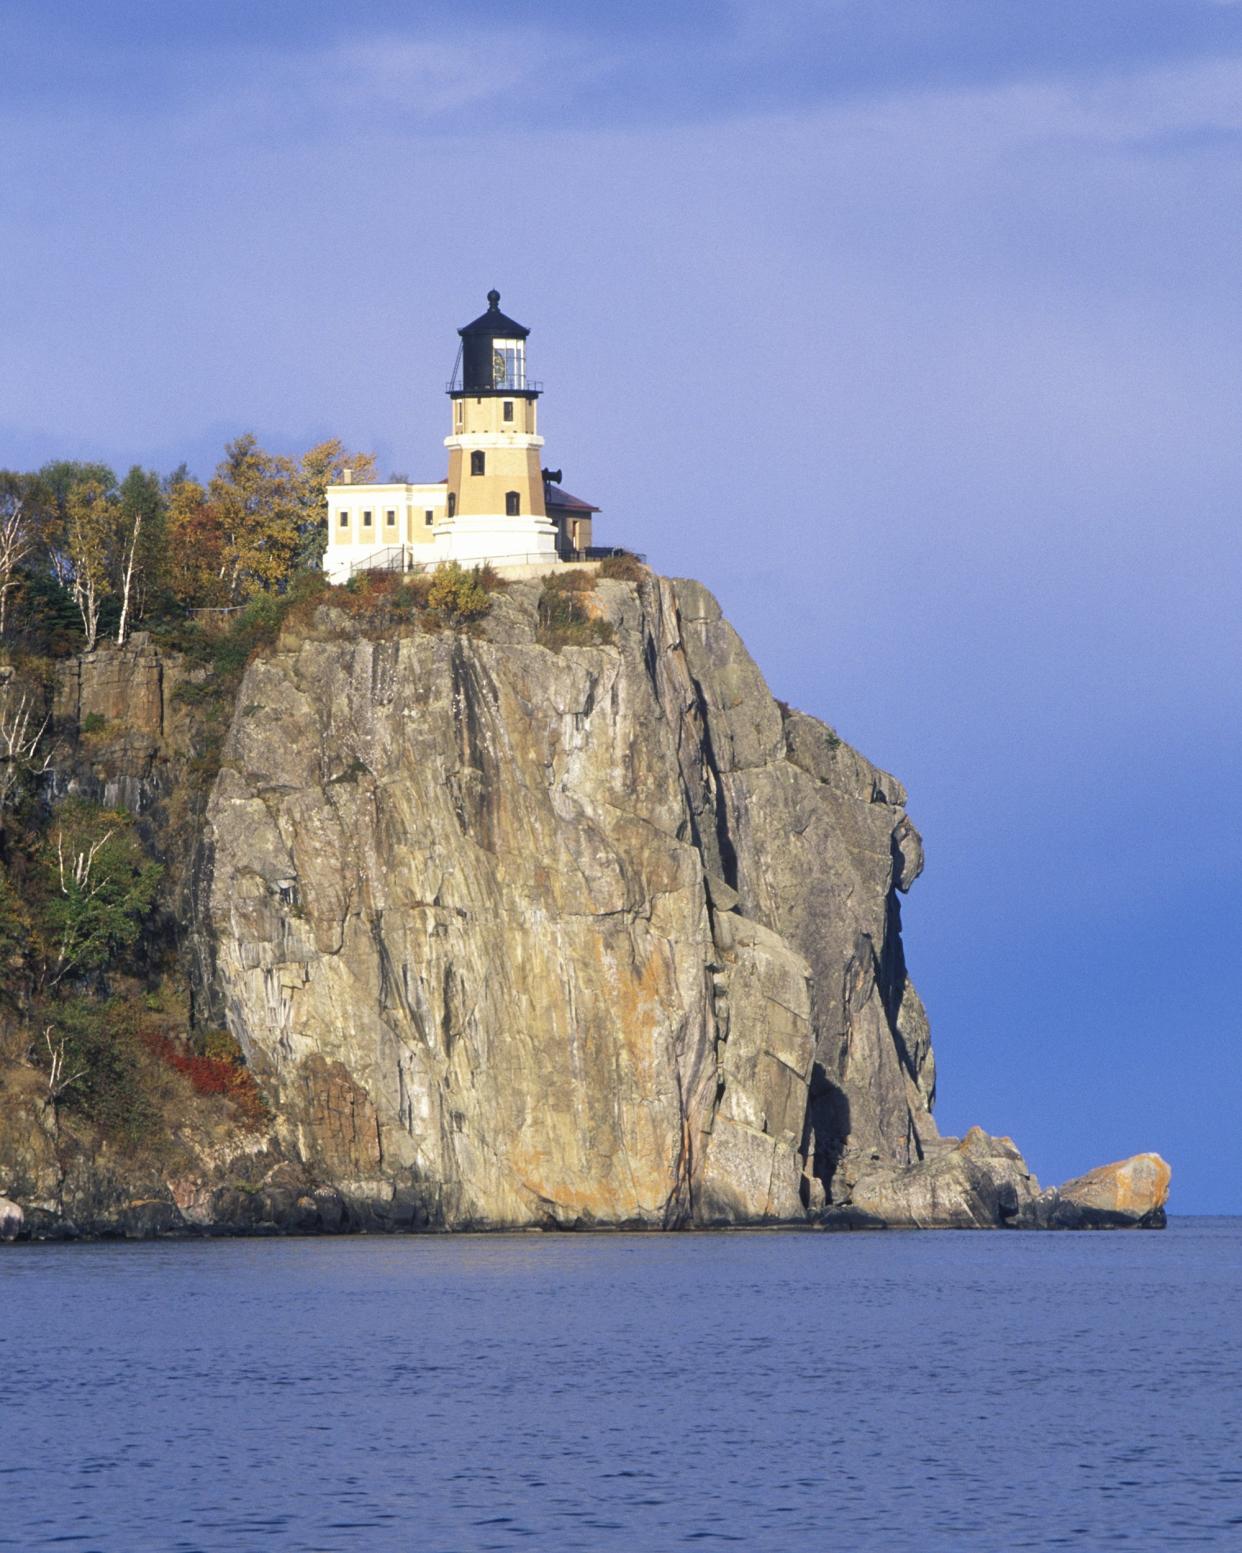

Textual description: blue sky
[3,0,1240,1210]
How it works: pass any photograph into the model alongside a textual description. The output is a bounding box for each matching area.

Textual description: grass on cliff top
[536,575,616,652]
[597,549,647,583]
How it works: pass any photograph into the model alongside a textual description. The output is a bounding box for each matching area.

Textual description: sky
[2,0,1240,1211]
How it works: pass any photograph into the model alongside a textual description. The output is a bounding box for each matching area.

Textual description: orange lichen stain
[1111,1153,1172,1212]
[1068,1153,1172,1212]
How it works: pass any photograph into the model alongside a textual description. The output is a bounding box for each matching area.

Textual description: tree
[0,689,52,829]
[35,461,118,590]
[63,480,116,650]
[36,800,162,988]
[294,439,377,572]
[209,435,300,601]
[0,472,34,636]
[115,467,165,645]
[165,474,229,609]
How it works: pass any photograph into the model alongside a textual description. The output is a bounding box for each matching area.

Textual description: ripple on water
[0,1221,1238,1550]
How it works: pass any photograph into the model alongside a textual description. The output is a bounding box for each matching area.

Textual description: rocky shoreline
[0,1145,1169,1242]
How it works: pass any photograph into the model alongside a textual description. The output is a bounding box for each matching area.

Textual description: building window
[455,400,464,427]
[503,400,514,423]
[363,510,372,527]
[448,492,456,518]
[338,511,348,528]
[470,451,485,476]
[505,491,521,516]
[424,510,434,526]
[385,509,395,527]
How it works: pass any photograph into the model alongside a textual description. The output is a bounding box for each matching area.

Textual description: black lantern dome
[451,289,540,397]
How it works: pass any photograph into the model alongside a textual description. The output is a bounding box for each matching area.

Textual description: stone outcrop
[825,1126,1041,1230]
[0,1196,22,1240]
[0,574,1170,1235]
[1038,1153,1171,1229]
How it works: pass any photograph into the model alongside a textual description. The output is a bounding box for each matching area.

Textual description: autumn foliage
[143,1028,270,1128]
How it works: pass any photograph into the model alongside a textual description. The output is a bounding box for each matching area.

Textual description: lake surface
[1,1219,1239,1551]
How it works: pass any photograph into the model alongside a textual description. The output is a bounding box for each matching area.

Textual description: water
[1,1219,1239,1552]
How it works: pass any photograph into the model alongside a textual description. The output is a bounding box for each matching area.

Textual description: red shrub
[144,1030,269,1127]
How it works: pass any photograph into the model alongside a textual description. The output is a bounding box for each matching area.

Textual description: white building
[322,291,597,583]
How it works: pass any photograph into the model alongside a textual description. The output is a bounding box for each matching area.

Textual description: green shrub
[80,711,107,735]
[35,800,163,987]
[427,562,492,624]
[41,996,161,1147]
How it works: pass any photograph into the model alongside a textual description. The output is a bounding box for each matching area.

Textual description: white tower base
[430,513,559,568]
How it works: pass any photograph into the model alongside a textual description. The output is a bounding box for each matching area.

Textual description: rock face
[0,575,1170,1235]
[1040,1154,1171,1229]
[199,575,936,1228]
[826,1126,1042,1230]
[0,1196,22,1240]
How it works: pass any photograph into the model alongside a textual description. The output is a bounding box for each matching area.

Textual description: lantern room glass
[492,338,525,390]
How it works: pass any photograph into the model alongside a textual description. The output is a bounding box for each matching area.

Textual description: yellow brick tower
[439,290,558,565]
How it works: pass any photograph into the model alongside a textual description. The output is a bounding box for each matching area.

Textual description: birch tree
[115,467,164,645]
[64,480,116,650]
[0,690,52,822]
[0,475,33,636]
[35,461,118,591]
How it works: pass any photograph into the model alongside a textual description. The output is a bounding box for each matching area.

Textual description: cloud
[161,27,598,146]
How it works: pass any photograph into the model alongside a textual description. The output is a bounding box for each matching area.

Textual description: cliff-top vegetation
[0,434,639,1170]
[0,434,381,1157]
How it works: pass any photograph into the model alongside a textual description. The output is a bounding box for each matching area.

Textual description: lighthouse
[438,290,559,565]
[321,291,593,582]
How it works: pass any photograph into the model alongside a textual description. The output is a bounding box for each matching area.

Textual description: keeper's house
[323,292,600,583]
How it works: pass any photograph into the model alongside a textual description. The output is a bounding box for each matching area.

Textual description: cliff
[0,572,1169,1235]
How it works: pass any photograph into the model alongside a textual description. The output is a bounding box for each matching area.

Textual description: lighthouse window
[363,510,372,527]
[425,510,434,526]
[448,493,456,517]
[338,511,348,528]
[385,509,396,527]
[470,451,486,476]
[503,400,514,423]
[505,491,521,516]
